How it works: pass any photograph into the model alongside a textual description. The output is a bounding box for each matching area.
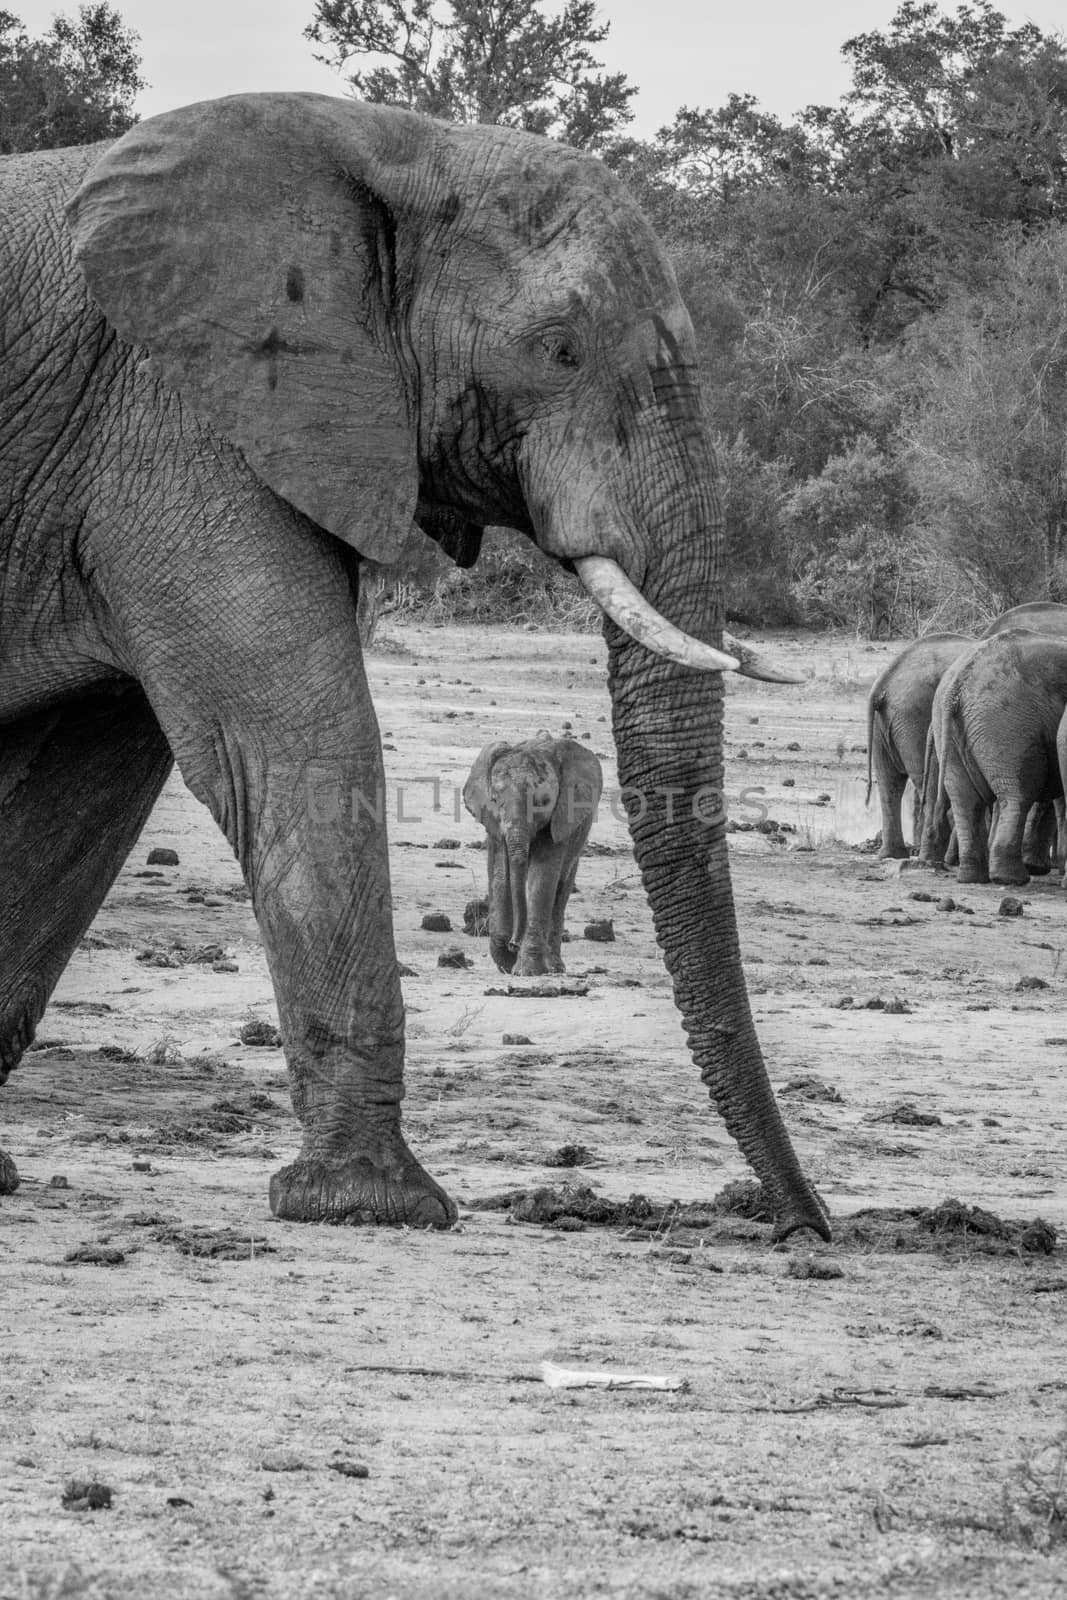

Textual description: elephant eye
[540,332,581,370]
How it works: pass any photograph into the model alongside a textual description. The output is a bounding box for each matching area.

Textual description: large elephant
[0,93,827,1240]
[866,634,970,859]
[464,734,602,976]
[919,603,1067,871]
[934,631,1067,884]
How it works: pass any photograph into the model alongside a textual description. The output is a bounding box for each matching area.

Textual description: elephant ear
[551,741,603,842]
[66,93,425,562]
[463,741,509,827]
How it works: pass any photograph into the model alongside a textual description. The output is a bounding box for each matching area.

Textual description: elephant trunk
[605,553,829,1241]
[503,825,530,950]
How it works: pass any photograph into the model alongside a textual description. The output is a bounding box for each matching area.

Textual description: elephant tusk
[721,632,805,685]
[575,557,740,673]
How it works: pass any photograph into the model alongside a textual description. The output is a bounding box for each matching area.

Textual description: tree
[304,0,636,150]
[901,228,1067,608]
[0,4,143,153]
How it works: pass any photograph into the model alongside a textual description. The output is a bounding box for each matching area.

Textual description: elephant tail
[920,716,939,819]
[865,694,878,807]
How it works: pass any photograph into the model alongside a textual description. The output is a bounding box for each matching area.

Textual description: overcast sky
[13,0,1067,135]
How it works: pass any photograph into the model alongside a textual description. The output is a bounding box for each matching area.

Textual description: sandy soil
[2,624,1066,1600]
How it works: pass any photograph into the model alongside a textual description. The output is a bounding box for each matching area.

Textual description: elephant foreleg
[513,836,567,977]
[0,686,174,1192]
[104,517,455,1228]
[486,831,515,973]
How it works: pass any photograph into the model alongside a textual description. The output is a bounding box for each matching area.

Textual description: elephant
[933,630,1067,884]
[0,93,827,1241]
[918,603,1067,871]
[463,734,602,976]
[866,634,971,859]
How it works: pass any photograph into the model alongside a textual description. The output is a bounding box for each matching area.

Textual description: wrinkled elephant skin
[0,94,829,1240]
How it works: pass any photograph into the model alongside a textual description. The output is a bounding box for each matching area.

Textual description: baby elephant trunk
[504,826,531,950]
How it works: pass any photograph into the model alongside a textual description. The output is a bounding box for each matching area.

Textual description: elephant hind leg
[1022,801,1056,877]
[875,761,910,860]
[990,796,1032,886]
[0,686,173,1189]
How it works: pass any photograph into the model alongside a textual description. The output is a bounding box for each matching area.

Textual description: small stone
[782,777,795,787]
[397,963,418,977]
[437,948,473,969]
[503,1034,532,1045]
[937,896,956,912]
[1016,976,1049,991]
[136,948,182,968]
[814,793,832,805]
[146,847,179,867]
[998,896,1025,917]
[48,1174,70,1189]
[64,1244,125,1266]
[62,1479,112,1512]
[421,911,452,932]
[463,897,490,937]
[1020,1218,1057,1254]
[239,1020,282,1047]
[434,838,461,850]
[786,1258,844,1281]
[261,1451,307,1473]
[212,961,239,973]
[583,919,615,943]
[786,741,801,752]
[330,1460,370,1479]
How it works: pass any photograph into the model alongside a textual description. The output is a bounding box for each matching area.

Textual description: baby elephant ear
[67,94,423,563]
[464,741,509,826]
[551,743,604,842]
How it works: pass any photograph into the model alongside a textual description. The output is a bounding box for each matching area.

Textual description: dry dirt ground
[2,624,1066,1600]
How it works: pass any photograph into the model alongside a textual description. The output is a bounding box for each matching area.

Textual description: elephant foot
[490,937,516,974]
[269,1148,457,1228]
[0,1147,19,1195]
[991,867,1030,887]
[956,862,990,884]
[513,952,550,977]
[1023,861,1051,877]
[877,844,909,861]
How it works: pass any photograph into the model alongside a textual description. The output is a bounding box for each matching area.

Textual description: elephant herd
[867,602,1067,886]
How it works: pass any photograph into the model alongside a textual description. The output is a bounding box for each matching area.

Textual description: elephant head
[63,94,827,1239]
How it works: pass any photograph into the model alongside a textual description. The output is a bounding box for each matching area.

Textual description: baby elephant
[936,630,1067,884]
[463,734,604,976]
